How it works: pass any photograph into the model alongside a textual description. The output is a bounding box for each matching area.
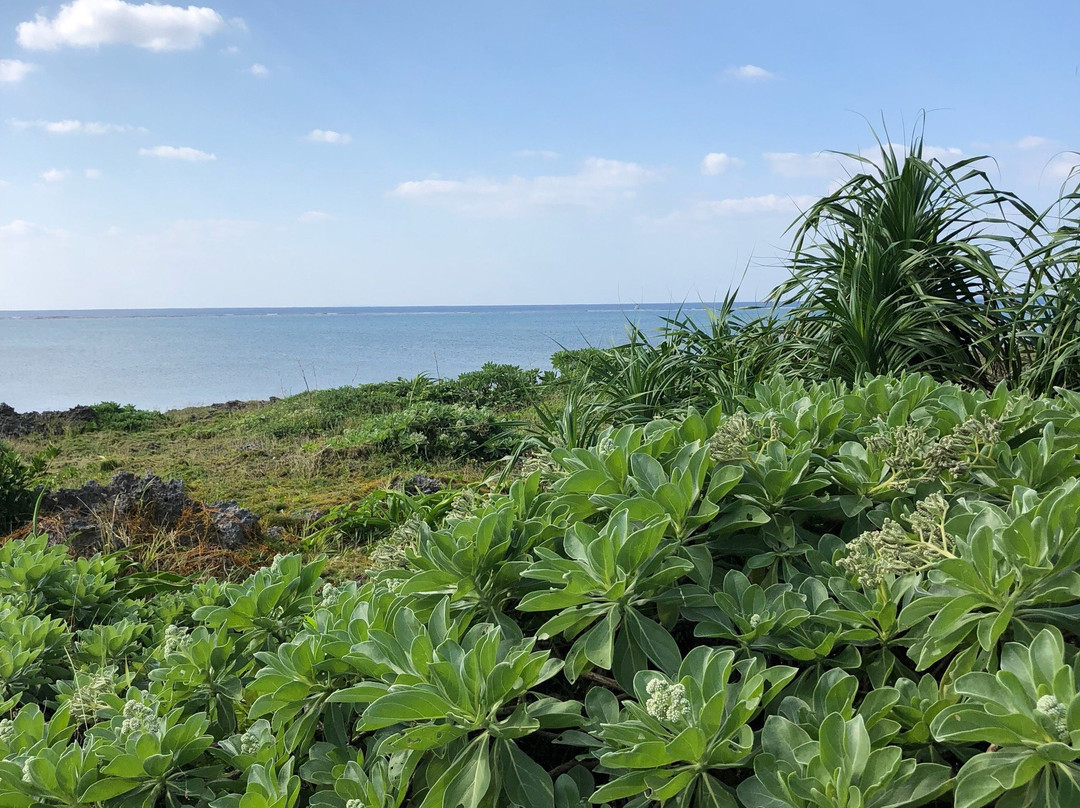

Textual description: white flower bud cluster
[908,493,948,544]
[319,583,341,609]
[1036,694,1070,741]
[748,613,762,629]
[269,554,287,575]
[597,438,617,456]
[21,760,32,784]
[68,670,115,725]
[162,625,190,656]
[239,730,265,757]
[120,700,159,738]
[645,679,691,723]
[346,800,365,808]
[0,719,13,745]
[709,413,753,462]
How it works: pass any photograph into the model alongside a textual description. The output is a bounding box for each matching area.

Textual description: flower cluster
[1036,694,1070,741]
[119,699,159,738]
[709,413,753,462]
[68,669,116,725]
[925,415,1001,477]
[0,719,13,745]
[318,583,341,609]
[908,493,949,547]
[269,554,287,576]
[865,415,1000,486]
[445,490,490,525]
[865,423,929,476]
[239,729,266,757]
[645,679,691,723]
[368,518,422,573]
[162,624,190,656]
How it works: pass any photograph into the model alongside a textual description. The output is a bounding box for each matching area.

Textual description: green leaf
[359,690,455,730]
[497,740,554,808]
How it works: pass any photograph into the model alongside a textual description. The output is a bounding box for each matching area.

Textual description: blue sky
[1,0,1078,310]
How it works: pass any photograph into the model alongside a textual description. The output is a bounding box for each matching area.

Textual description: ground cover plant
[3,364,544,525]
[5,373,1080,807]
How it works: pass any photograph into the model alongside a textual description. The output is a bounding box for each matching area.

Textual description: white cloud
[222,44,239,54]
[104,225,124,236]
[0,219,66,238]
[17,0,229,51]
[923,145,965,163]
[307,129,351,145]
[1046,153,1080,183]
[691,194,816,218]
[701,152,743,175]
[725,64,776,81]
[1017,136,1050,150]
[516,149,560,159]
[763,151,845,178]
[139,145,216,161]
[249,63,268,77]
[11,118,146,134]
[0,59,36,83]
[85,168,102,179]
[764,142,965,179]
[298,211,332,223]
[392,157,655,216]
[41,169,69,182]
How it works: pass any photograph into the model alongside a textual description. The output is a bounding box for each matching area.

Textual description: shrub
[333,401,514,460]
[5,374,1080,807]
[89,402,166,433]
[434,363,541,410]
[0,443,53,532]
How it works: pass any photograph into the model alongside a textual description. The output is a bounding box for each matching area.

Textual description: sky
[0,0,1078,310]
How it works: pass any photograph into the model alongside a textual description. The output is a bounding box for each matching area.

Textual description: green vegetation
[5,375,1080,807]
[3,131,1080,807]
[5,364,543,522]
[0,443,54,533]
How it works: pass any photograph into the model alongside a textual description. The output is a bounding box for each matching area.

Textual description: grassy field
[9,396,486,522]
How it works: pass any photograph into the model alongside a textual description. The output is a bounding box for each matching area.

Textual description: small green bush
[0,443,53,532]
[333,401,514,460]
[433,363,541,410]
[89,402,166,433]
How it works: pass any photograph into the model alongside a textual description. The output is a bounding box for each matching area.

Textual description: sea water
[0,303,733,412]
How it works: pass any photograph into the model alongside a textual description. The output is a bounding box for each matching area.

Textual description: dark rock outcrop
[0,402,98,439]
[34,471,260,554]
[402,474,444,495]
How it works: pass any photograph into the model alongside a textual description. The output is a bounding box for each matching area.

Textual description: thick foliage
[6,375,1080,807]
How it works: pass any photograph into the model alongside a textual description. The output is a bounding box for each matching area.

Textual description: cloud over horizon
[392,157,655,216]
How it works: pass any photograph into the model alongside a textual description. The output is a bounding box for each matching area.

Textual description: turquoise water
[0,304,731,411]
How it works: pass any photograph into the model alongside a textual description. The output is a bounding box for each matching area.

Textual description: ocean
[0,303,727,412]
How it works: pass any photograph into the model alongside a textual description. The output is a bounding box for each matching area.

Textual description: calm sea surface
[0,304,733,412]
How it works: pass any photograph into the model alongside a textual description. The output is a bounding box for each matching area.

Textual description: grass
[7,374,547,530]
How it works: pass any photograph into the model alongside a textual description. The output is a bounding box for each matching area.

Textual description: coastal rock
[0,402,101,439]
[34,471,260,554]
[209,501,260,549]
[403,474,444,495]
